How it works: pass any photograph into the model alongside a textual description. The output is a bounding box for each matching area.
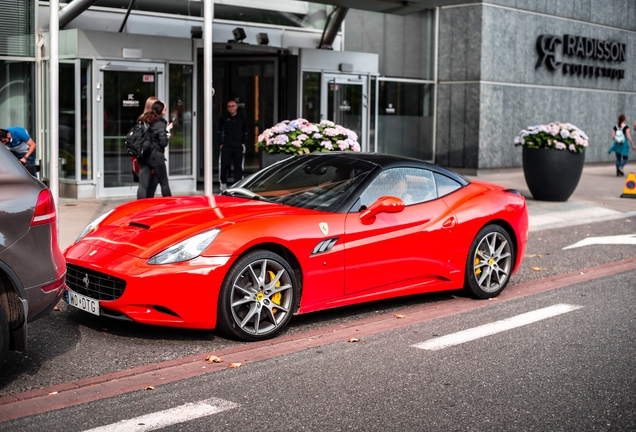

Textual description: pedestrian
[0,126,37,176]
[217,100,247,191]
[133,97,160,198]
[137,101,172,199]
[609,114,635,176]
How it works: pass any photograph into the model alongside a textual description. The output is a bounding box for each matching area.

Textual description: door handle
[442,216,456,228]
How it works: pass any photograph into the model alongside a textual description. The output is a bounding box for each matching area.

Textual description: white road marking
[412,304,583,351]
[562,234,636,250]
[83,397,238,432]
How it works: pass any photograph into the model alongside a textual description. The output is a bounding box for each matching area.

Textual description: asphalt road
[1,217,635,430]
[3,269,635,431]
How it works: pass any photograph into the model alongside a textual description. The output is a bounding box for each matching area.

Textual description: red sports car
[64,153,528,341]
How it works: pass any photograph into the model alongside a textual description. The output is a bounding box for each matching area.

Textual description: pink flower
[323,128,339,137]
[291,140,302,147]
[321,140,333,150]
[351,142,361,152]
[273,135,289,145]
[297,134,309,141]
[569,144,575,151]
[337,140,349,150]
[313,133,322,139]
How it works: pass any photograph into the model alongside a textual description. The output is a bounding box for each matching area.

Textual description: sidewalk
[57,163,636,250]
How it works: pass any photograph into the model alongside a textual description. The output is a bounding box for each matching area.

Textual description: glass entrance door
[97,62,164,197]
[321,74,368,151]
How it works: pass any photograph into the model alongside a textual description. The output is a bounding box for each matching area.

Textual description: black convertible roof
[287,152,470,186]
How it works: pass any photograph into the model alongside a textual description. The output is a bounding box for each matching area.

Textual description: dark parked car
[0,144,66,363]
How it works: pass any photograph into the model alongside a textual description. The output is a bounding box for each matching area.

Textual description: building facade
[0,0,634,199]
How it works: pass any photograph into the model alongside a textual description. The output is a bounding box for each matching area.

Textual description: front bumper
[64,243,233,329]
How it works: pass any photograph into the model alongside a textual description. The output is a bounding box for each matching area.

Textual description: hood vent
[129,222,151,230]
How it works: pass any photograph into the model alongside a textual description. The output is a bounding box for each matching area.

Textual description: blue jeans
[616,153,628,170]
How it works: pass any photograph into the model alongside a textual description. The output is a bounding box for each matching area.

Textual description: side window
[359,168,438,208]
[434,173,461,197]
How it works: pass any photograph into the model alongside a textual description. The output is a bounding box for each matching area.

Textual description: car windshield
[234,154,376,212]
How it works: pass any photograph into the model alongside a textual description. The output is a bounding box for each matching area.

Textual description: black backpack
[125,121,153,159]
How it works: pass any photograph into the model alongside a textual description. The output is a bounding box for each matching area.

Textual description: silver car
[0,144,66,363]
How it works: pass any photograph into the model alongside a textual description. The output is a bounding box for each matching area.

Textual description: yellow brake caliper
[267,271,282,314]
[475,255,481,275]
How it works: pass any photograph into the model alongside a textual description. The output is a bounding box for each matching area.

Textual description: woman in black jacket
[137,100,172,199]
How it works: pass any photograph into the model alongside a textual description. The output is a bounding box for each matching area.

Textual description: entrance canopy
[305,0,475,15]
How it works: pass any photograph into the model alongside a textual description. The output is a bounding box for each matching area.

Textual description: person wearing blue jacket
[0,127,37,175]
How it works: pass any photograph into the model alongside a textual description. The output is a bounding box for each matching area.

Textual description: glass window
[81,60,93,180]
[0,60,35,136]
[168,64,193,176]
[434,172,461,197]
[0,0,34,57]
[302,72,321,123]
[377,81,434,161]
[359,167,437,208]
[237,154,374,212]
[59,62,76,179]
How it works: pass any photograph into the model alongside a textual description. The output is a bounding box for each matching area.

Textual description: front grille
[66,263,126,301]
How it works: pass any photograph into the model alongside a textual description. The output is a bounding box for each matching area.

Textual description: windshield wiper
[220,187,268,201]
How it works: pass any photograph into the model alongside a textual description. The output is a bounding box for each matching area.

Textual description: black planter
[522,147,585,201]
[261,152,294,168]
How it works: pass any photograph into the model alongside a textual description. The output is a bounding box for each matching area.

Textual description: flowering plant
[257,118,361,155]
[513,122,588,153]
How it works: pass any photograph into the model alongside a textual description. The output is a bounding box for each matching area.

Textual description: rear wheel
[217,250,297,341]
[464,225,514,299]
[0,307,9,364]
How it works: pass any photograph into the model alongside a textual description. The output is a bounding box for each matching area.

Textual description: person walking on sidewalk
[217,100,247,191]
[134,96,160,198]
[137,101,172,199]
[609,114,635,176]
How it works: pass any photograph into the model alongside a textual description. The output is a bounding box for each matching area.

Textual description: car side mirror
[359,196,405,221]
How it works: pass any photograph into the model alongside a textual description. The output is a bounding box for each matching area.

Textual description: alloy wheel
[472,231,512,293]
[229,258,294,336]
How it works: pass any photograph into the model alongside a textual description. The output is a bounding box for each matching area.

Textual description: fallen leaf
[525,254,542,258]
[144,386,155,391]
[229,363,241,368]
[626,220,631,223]
[89,383,95,387]
[53,306,61,311]
[531,267,544,271]
[348,338,360,343]
[205,355,223,364]
[48,392,58,395]
[394,314,406,319]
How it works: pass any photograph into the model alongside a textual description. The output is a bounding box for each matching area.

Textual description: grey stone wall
[344,9,435,79]
[486,0,636,32]
[436,1,636,169]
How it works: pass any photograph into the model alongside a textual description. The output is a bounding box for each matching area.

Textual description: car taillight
[41,275,66,293]
[31,189,57,226]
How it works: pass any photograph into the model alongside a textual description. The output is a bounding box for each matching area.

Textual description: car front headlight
[148,229,221,265]
[76,209,115,243]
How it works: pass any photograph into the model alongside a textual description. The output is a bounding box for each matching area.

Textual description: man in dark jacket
[217,100,247,191]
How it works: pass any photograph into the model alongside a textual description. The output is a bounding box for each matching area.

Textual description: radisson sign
[536,34,626,79]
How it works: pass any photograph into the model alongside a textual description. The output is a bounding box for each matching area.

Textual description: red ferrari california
[64,153,528,341]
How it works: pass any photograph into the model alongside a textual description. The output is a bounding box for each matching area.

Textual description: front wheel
[217,250,298,341]
[464,225,515,299]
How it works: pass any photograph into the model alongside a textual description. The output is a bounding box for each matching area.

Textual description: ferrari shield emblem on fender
[318,222,329,236]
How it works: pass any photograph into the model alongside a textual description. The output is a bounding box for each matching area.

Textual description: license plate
[66,289,100,316]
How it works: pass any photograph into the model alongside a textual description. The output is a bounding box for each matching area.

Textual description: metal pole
[50,0,60,224]
[203,0,214,196]
[59,0,99,29]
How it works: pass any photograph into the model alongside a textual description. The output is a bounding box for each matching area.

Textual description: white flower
[559,129,570,139]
